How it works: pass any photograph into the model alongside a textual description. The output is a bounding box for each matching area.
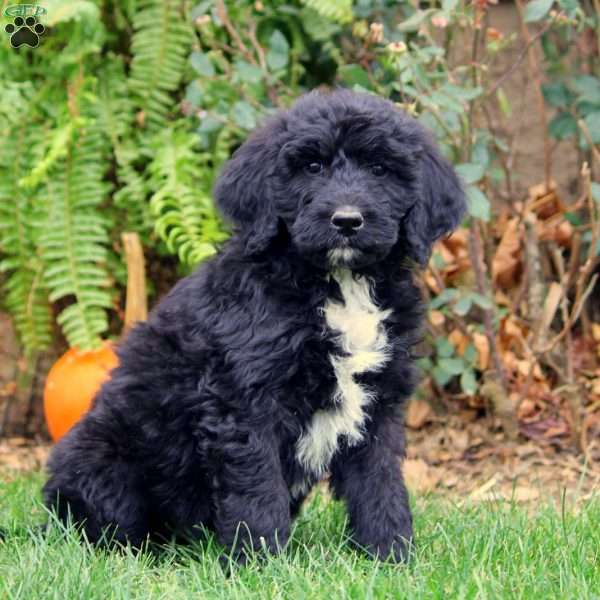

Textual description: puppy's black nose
[331,210,364,236]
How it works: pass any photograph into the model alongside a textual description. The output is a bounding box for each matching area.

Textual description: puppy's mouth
[327,246,362,267]
[289,215,397,268]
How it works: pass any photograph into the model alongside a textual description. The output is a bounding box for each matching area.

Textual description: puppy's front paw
[218,534,286,572]
[354,521,414,564]
[359,534,413,563]
[218,548,250,574]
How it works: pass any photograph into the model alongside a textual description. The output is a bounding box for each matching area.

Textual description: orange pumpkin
[43,342,119,441]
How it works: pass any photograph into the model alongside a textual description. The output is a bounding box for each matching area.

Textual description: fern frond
[38,106,113,350]
[148,128,228,265]
[42,0,100,26]
[18,121,79,189]
[113,143,152,236]
[96,62,152,236]
[129,0,193,131]
[0,118,53,353]
[300,0,353,24]
[2,261,53,352]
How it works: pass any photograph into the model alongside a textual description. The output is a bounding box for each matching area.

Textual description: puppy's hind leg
[43,426,151,548]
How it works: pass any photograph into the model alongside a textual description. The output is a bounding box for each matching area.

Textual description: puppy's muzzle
[331,209,364,237]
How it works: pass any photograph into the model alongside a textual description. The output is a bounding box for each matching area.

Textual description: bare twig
[466,22,482,161]
[578,118,600,170]
[427,263,473,339]
[468,220,507,391]
[550,246,582,451]
[215,0,257,66]
[566,232,582,289]
[486,17,555,97]
[537,164,600,354]
[524,212,546,344]
[248,21,267,71]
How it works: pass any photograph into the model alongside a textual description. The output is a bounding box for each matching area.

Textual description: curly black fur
[43,90,465,562]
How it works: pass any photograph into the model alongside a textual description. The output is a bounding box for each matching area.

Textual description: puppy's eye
[306,161,323,174]
[371,164,386,176]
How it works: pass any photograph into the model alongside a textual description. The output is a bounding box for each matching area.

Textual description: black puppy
[44,89,465,562]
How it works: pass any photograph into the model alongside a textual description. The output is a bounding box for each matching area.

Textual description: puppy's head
[214,90,465,268]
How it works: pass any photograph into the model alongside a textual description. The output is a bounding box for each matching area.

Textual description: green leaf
[460,368,478,395]
[197,115,222,133]
[432,251,446,270]
[191,0,213,19]
[300,0,352,23]
[443,84,483,102]
[523,0,554,23]
[432,365,453,387]
[442,0,459,12]
[231,101,257,130]
[577,100,600,118]
[438,357,466,376]
[426,90,464,114]
[435,337,455,358]
[234,60,264,84]
[338,64,371,89]
[469,292,493,310]
[190,52,215,77]
[418,357,433,372]
[564,211,582,226]
[185,81,203,106]
[542,82,573,108]
[548,112,577,140]
[571,76,600,105]
[266,30,289,71]
[430,288,459,309]
[467,186,491,221]
[472,139,491,168]
[557,0,580,16]
[45,0,100,26]
[496,88,512,117]
[583,112,600,144]
[591,182,600,203]
[301,7,342,40]
[455,163,485,185]
[454,296,472,316]
[398,9,434,32]
[464,344,477,364]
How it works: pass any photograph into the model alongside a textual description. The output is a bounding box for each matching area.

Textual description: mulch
[1,423,598,509]
[405,417,600,507]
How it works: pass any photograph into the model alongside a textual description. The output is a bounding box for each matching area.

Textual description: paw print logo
[5,15,45,48]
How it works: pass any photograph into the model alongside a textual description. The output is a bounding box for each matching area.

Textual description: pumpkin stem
[121,232,147,331]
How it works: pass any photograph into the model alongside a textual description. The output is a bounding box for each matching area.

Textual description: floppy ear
[213,117,285,255]
[403,138,466,265]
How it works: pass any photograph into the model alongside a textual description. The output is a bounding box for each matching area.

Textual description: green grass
[1,473,599,599]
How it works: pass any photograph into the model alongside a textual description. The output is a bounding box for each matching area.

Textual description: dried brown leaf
[406,398,434,429]
[492,217,522,288]
[473,332,490,370]
[429,310,445,327]
[449,329,470,356]
[403,458,440,493]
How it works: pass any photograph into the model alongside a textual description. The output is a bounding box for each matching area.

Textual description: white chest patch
[295,268,392,478]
